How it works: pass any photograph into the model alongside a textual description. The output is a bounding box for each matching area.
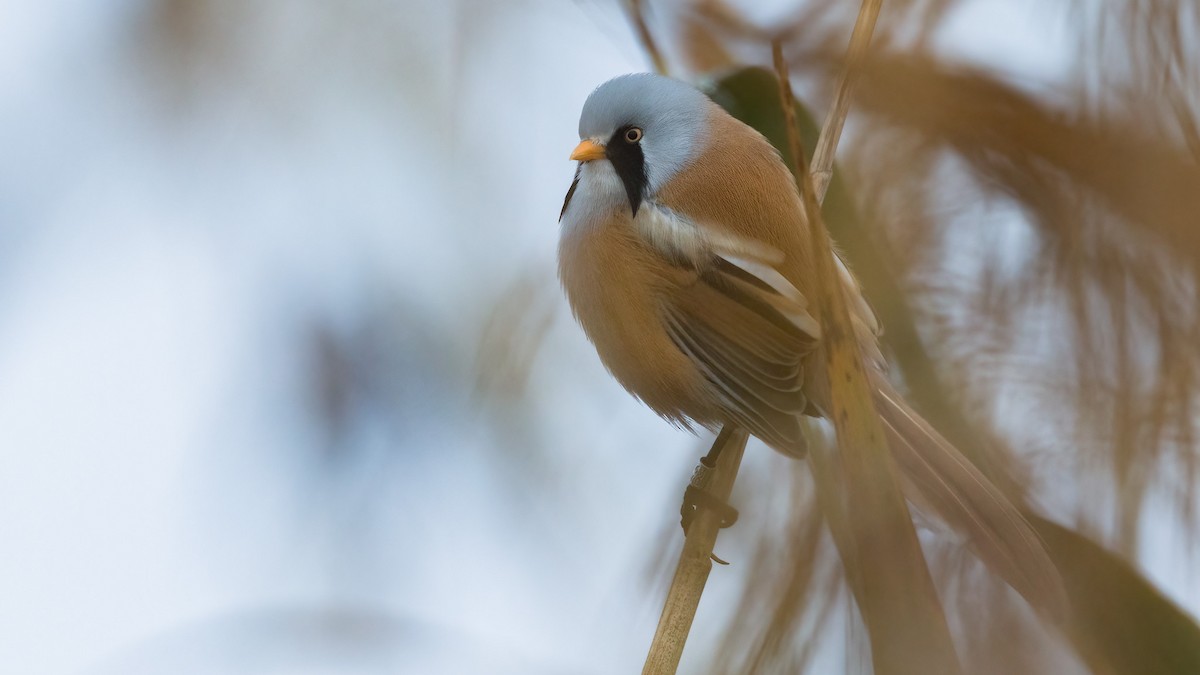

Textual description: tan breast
[558,206,719,428]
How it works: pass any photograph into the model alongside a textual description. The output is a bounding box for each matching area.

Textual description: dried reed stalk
[642,428,748,675]
[808,0,879,202]
[772,0,962,672]
[627,0,668,75]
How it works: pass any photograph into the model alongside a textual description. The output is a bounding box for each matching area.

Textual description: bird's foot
[679,457,739,564]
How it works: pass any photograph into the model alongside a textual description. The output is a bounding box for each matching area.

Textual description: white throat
[560,160,630,233]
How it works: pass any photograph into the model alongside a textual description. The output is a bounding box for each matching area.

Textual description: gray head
[573,73,713,215]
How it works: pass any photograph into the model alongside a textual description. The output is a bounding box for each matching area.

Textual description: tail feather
[871,373,1068,619]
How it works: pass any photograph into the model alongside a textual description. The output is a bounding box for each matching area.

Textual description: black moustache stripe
[607,126,648,217]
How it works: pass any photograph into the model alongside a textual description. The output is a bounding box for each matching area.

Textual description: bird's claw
[679,444,739,563]
[680,483,739,539]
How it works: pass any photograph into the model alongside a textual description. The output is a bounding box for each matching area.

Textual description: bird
[556,72,1063,612]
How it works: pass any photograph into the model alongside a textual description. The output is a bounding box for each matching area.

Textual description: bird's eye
[624,127,643,143]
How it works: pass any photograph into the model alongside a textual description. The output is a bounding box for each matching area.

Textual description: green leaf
[1033,516,1200,675]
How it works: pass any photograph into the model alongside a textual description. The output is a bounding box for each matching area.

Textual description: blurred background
[2,0,1198,673]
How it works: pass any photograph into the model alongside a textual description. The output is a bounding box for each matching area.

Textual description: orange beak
[570,139,607,162]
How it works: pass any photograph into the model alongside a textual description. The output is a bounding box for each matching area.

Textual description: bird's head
[571,73,712,216]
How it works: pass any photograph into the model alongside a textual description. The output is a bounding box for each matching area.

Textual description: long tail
[870,371,1068,619]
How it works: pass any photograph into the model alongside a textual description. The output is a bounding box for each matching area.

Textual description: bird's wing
[663,237,820,456]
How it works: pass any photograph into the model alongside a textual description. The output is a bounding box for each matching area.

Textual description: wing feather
[660,242,820,455]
